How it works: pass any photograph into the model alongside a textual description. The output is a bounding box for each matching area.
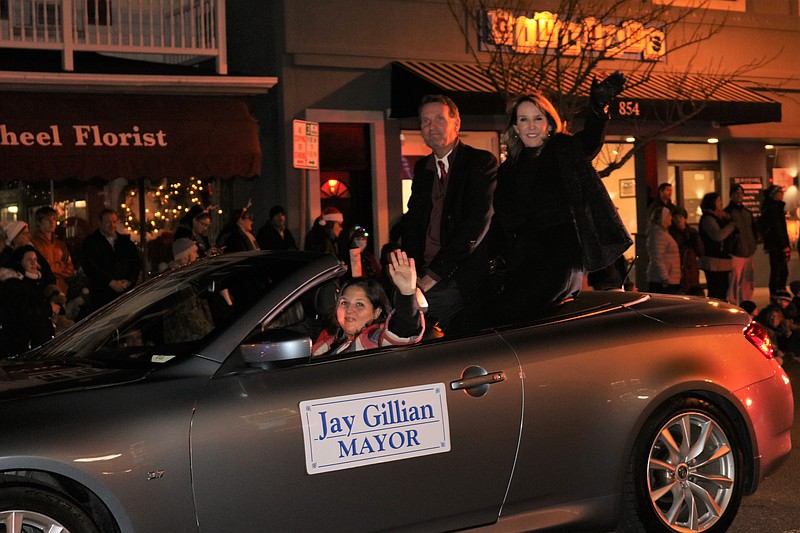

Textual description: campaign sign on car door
[300,383,451,474]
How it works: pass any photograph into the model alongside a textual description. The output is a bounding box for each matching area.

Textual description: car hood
[0,358,150,402]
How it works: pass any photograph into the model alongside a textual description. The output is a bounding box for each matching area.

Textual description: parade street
[728,359,800,533]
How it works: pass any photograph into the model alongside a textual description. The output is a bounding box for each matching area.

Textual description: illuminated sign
[484,9,665,61]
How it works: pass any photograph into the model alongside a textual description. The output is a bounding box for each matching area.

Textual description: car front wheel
[0,484,100,533]
[618,397,744,533]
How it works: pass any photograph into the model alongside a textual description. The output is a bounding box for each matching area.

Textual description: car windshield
[25,253,313,366]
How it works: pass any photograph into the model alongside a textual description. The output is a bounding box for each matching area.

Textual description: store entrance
[318,123,374,254]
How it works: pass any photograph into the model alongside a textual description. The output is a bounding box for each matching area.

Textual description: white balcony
[0,0,227,73]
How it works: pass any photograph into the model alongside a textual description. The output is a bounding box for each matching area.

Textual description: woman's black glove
[590,71,626,117]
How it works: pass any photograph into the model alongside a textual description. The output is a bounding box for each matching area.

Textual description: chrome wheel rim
[0,510,68,533]
[647,411,735,532]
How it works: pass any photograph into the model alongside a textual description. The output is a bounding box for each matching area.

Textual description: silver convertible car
[0,252,792,533]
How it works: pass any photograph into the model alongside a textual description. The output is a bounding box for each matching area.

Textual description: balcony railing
[0,0,227,73]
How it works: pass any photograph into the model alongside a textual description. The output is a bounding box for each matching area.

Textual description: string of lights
[120,178,214,236]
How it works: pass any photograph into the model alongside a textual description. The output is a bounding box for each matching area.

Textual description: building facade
[3,0,800,290]
[228,0,800,288]
[0,0,276,275]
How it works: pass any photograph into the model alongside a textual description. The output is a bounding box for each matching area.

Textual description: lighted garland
[120,178,209,236]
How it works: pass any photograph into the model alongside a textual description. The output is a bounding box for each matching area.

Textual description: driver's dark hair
[333,277,392,329]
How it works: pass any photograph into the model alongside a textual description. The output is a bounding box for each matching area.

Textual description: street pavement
[728,359,800,533]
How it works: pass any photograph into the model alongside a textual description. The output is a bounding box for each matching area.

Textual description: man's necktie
[437,160,447,182]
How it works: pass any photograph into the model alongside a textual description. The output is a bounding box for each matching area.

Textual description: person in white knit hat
[171,238,199,267]
[4,220,29,248]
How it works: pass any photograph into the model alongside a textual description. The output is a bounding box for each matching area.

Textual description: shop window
[667,142,718,162]
[767,146,799,191]
[678,167,717,225]
[0,205,18,221]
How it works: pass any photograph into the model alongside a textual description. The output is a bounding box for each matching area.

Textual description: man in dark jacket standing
[402,95,498,332]
[725,184,758,304]
[81,208,141,311]
[257,205,298,251]
[760,185,791,296]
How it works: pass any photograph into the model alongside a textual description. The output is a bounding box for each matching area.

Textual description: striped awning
[391,61,781,126]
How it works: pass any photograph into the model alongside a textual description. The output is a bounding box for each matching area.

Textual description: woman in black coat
[698,192,737,301]
[481,84,631,324]
[216,208,259,254]
[0,245,55,356]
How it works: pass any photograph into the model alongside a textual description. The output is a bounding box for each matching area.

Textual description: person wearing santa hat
[304,207,344,257]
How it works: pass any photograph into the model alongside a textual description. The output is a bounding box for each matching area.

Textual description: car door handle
[450,366,506,397]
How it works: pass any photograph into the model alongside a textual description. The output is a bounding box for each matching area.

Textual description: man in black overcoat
[81,208,141,311]
[402,95,498,331]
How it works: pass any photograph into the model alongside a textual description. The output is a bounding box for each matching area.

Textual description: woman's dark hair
[766,184,783,200]
[11,245,38,273]
[349,225,369,247]
[671,206,688,219]
[504,92,566,159]
[700,192,721,212]
[179,204,208,226]
[222,208,252,230]
[269,205,286,219]
[333,277,391,330]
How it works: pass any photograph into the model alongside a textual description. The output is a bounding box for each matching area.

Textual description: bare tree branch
[445,0,779,175]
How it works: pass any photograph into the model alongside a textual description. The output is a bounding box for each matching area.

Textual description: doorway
[319,123,374,254]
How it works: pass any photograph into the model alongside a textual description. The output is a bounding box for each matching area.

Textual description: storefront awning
[0,92,262,182]
[391,61,781,126]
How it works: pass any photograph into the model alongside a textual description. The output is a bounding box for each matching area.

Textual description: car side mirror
[240,329,312,368]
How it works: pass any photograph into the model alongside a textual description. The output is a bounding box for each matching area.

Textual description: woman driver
[312,249,425,356]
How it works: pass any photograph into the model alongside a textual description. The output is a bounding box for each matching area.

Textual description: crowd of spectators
[0,86,796,360]
[642,182,800,368]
